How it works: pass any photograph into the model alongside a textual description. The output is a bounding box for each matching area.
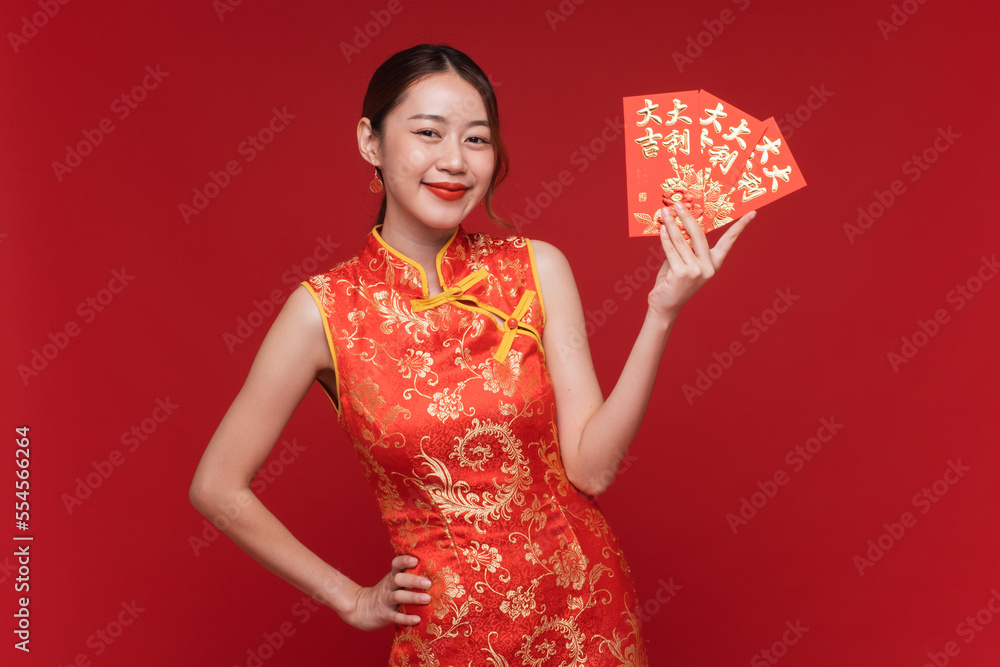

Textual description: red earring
[369,168,383,193]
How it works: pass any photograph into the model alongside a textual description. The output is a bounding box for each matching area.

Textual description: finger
[409,573,434,590]
[661,206,693,265]
[677,205,712,263]
[391,554,417,573]
[391,587,432,606]
[659,210,683,267]
[710,210,756,268]
[394,571,433,591]
[390,608,423,626]
[668,204,699,263]
[388,555,418,591]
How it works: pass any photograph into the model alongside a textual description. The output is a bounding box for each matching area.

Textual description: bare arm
[536,204,755,496]
[189,285,431,630]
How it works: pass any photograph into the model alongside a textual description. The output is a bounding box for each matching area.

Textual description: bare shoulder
[528,239,578,300]
[528,239,574,284]
[526,238,565,266]
[284,282,324,320]
[278,283,324,331]
[266,284,334,372]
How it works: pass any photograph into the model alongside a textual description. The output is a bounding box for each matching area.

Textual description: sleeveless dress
[302,224,648,666]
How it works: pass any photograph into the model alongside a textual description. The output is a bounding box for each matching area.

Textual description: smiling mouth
[423,182,469,202]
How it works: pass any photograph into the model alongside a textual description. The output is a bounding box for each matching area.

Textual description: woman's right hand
[338,555,433,631]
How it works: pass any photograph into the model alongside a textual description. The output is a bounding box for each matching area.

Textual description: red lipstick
[423,182,468,202]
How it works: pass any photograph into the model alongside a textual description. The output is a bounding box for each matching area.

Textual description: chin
[386,190,482,231]
[420,198,478,227]
[401,208,468,232]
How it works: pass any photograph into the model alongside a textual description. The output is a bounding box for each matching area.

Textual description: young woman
[190,44,753,664]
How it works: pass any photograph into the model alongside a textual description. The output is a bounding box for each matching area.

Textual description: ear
[357,118,381,168]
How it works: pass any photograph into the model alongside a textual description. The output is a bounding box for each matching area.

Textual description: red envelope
[623,91,703,237]
[697,90,769,229]
[725,117,807,221]
[623,93,806,238]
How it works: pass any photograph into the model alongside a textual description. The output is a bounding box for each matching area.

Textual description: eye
[467,135,492,145]
[414,129,439,138]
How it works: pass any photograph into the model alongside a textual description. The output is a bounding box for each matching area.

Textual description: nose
[435,136,466,174]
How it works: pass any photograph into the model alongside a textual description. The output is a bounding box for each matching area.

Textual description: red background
[4,0,998,665]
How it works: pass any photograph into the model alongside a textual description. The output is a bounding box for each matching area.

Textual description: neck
[378,220,457,271]
[377,218,459,298]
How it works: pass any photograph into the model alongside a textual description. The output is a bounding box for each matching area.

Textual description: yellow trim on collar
[371,225,460,298]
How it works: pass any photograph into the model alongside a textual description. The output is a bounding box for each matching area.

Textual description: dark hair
[362,44,510,229]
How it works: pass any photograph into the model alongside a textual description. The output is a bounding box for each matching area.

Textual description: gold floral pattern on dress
[500,583,538,620]
[595,610,650,666]
[583,507,609,537]
[347,375,383,423]
[448,418,512,472]
[301,225,647,665]
[416,430,532,534]
[341,372,410,449]
[430,566,466,619]
[550,541,589,590]
[398,349,433,379]
[397,565,483,654]
[479,631,512,667]
[427,386,466,422]
[516,614,586,667]
[462,540,502,573]
[479,350,521,397]
[519,494,548,532]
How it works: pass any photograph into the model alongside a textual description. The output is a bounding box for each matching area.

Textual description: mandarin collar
[362,224,472,299]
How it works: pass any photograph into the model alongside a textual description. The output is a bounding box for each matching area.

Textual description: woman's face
[366,71,495,232]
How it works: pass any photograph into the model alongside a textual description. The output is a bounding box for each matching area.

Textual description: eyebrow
[407,113,489,128]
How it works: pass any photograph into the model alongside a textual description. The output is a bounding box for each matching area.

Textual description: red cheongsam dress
[302,224,648,666]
